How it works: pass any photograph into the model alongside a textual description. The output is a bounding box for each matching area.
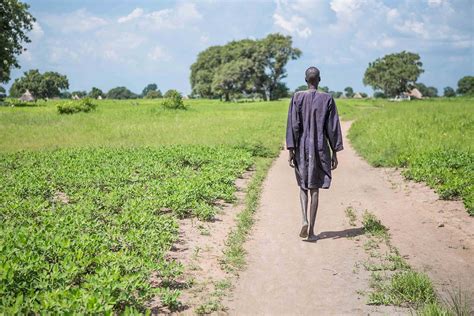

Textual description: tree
[344,86,354,98]
[360,92,368,98]
[0,0,35,83]
[374,91,386,98]
[363,51,424,97]
[330,91,343,98]
[295,85,307,93]
[211,59,254,101]
[106,87,137,99]
[71,91,87,98]
[145,90,162,99]
[457,76,474,95]
[9,69,69,99]
[142,83,158,97]
[443,86,456,97]
[190,33,301,101]
[0,86,6,101]
[89,87,104,99]
[414,83,437,98]
[318,86,329,93]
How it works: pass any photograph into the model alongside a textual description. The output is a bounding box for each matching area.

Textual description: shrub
[162,90,186,110]
[145,90,162,99]
[57,98,97,114]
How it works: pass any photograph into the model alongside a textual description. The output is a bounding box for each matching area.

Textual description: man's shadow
[304,227,364,243]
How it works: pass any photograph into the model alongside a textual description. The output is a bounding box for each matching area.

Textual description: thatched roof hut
[72,94,81,100]
[19,89,35,102]
[353,92,363,99]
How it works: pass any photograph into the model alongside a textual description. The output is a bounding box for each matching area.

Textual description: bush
[145,90,162,99]
[57,98,97,114]
[162,90,186,110]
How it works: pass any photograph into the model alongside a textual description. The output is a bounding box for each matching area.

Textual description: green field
[348,97,474,214]
[0,99,290,313]
[1,97,472,313]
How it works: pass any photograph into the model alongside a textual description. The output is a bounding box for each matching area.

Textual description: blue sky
[6,0,473,95]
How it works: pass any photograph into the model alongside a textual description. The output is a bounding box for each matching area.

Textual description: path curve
[225,121,473,315]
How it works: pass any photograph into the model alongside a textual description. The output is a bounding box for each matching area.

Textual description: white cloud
[427,0,448,7]
[30,21,44,39]
[147,46,170,61]
[396,20,427,38]
[273,13,311,38]
[44,9,107,33]
[118,8,144,23]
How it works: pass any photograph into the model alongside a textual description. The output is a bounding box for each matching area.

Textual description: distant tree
[1,0,35,83]
[0,86,6,101]
[71,91,87,98]
[414,83,438,98]
[145,90,162,99]
[360,92,368,98]
[295,85,307,93]
[344,86,354,98]
[106,86,137,99]
[363,51,424,97]
[318,86,329,93]
[373,91,386,98]
[88,87,104,99]
[457,76,474,95]
[9,69,69,99]
[190,33,301,101]
[334,91,343,98]
[142,83,158,97]
[60,91,71,99]
[162,89,186,110]
[443,86,456,97]
[273,82,290,99]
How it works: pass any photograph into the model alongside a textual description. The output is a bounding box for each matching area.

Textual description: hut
[72,94,81,100]
[407,88,423,99]
[19,89,35,102]
[353,92,363,99]
[97,95,103,100]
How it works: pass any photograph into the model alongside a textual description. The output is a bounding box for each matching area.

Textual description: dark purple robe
[286,89,343,189]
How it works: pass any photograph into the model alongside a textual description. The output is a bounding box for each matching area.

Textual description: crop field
[348,97,474,215]
[0,99,291,313]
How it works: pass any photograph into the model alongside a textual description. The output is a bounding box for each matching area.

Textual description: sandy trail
[225,121,473,315]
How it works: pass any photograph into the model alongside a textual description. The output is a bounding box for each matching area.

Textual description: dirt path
[225,121,474,315]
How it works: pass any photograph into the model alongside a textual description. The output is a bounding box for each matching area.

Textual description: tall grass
[349,98,474,214]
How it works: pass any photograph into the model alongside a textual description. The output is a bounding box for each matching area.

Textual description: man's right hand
[288,149,295,168]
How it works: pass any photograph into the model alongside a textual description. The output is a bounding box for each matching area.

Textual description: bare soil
[224,121,474,315]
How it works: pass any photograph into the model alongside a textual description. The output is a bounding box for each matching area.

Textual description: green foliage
[0,0,35,83]
[0,146,253,313]
[443,87,456,97]
[344,86,354,98]
[145,90,162,99]
[349,98,473,214]
[363,51,424,97]
[190,33,300,101]
[71,90,87,98]
[9,69,69,99]
[88,87,105,99]
[457,76,474,95]
[415,83,438,98]
[318,86,329,93]
[107,87,138,99]
[161,90,185,110]
[295,85,307,93]
[142,83,159,97]
[57,98,98,114]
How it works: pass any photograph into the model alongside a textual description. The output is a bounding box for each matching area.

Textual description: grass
[345,206,357,226]
[348,97,474,214]
[362,211,389,238]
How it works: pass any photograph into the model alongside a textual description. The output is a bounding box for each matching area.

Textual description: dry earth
[224,121,474,315]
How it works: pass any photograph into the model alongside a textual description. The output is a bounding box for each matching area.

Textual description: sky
[5,0,474,95]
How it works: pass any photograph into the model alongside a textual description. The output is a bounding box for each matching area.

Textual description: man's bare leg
[299,188,309,238]
[307,188,319,241]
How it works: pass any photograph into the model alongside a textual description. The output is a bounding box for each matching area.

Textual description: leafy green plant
[161,90,186,110]
[57,98,97,114]
[362,211,388,238]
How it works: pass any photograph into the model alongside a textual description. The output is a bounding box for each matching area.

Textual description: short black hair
[305,67,320,82]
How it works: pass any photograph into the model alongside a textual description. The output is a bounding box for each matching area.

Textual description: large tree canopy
[0,0,35,83]
[106,86,137,99]
[363,51,424,97]
[190,33,301,101]
[457,76,474,95]
[9,69,69,99]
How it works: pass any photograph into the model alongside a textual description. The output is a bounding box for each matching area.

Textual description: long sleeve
[286,95,298,150]
[325,97,344,152]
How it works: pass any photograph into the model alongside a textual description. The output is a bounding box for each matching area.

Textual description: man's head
[305,67,320,86]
